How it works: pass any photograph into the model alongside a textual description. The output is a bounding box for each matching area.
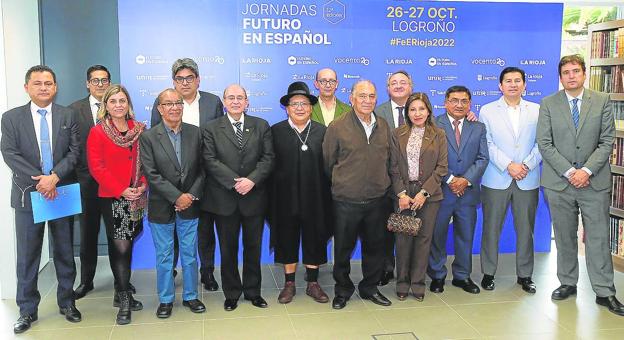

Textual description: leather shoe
[517,277,536,294]
[413,294,424,302]
[156,303,173,318]
[13,313,37,334]
[202,273,219,291]
[596,296,624,316]
[429,279,445,293]
[129,283,136,294]
[278,281,296,304]
[224,299,238,311]
[332,296,348,309]
[59,304,82,323]
[481,275,495,291]
[377,271,394,286]
[306,282,329,303]
[551,285,576,300]
[113,291,143,310]
[396,292,408,301]
[452,278,480,294]
[245,296,268,308]
[73,283,94,299]
[361,292,392,306]
[183,299,206,313]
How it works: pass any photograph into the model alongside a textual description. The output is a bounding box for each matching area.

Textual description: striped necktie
[571,98,579,129]
[233,121,243,148]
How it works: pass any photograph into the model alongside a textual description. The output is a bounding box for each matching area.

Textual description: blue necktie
[571,98,580,129]
[37,109,53,174]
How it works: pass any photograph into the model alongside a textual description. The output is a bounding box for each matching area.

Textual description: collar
[89,94,101,107]
[30,102,53,115]
[446,113,464,125]
[288,118,311,133]
[356,112,376,127]
[391,99,405,110]
[565,89,584,102]
[227,112,245,126]
[501,96,522,109]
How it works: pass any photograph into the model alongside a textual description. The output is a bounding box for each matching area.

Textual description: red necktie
[453,119,461,147]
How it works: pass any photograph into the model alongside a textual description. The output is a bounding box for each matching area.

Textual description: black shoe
[59,304,82,323]
[224,298,238,311]
[202,273,219,291]
[429,279,445,293]
[332,296,348,309]
[596,296,624,316]
[183,299,206,313]
[156,303,173,319]
[244,296,268,308]
[73,283,94,300]
[361,292,392,306]
[13,313,37,334]
[551,285,577,301]
[452,278,480,294]
[113,291,143,311]
[116,291,132,325]
[377,271,394,286]
[481,275,495,291]
[396,292,408,301]
[129,283,136,294]
[517,277,536,294]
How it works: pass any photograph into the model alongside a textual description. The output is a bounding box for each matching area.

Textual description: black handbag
[387,209,422,236]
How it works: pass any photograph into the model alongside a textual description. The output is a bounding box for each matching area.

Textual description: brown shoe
[306,282,329,303]
[278,281,296,304]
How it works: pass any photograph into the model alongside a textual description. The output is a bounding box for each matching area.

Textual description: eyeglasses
[447,98,470,106]
[159,101,184,109]
[225,95,246,101]
[318,79,337,86]
[89,78,110,86]
[288,102,311,108]
[174,75,196,84]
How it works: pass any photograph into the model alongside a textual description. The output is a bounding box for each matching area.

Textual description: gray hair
[171,58,199,78]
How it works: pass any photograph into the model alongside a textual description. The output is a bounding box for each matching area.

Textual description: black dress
[268,120,332,264]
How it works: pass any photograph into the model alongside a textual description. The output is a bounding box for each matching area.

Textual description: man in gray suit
[537,54,624,316]
[202,84,274,311]
[1,65,82,333]
[374,70,412,285]
[151,58,223,291]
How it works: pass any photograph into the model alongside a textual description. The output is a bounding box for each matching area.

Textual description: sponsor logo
[385,58,413,65]
[134,55,168,65]
[472,89,502,97]
[291,73,315,81]
[135,55,146,65]
[247,106,272,113]
[135,75,168,81]
[334,57,370,66]
[526,73,543,83]
[241,57,272,64]
[287,56,319,66]
[525,90,543,97]
[427,57,457,67]
[242,72,269,82]
[477,74,497,81]
[342,74,361,79]
[247,90,268,97]
[428,89,446,97]
[520,59,546,65]
[471,58,506,67]
[323,0,346,24]
[427,75,458,82]
[194,56,225,65]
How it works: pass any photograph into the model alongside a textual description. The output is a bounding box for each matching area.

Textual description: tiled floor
[1,250,623,340]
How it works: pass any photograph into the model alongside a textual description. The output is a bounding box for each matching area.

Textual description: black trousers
[333,198,389,298]
[215,212,263,300]
[15,210,76,315]
[174,211,216,280]
[78,196,107,285]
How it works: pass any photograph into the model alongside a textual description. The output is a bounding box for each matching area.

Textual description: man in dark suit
[537,54,624,316]
[202,84,274,311]
[428,85,489,295]
[151,58,223,291]
[141,89,206,318]
[1,65,82,333]
[374,70,412,286]
[69,64,115,299]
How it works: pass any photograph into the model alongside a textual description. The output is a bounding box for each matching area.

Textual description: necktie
[37,109,53,174]
[397,106,405,126]
[571,98,579,129]
[95,102,101,109]
[234,121,243,148]
[452,119,461,147]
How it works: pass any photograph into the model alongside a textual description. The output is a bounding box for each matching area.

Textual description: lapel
[398,126,409,157]
[557,91,577,135]
[198,93,209,127]
[51,104,62,153]
[180,124,193,172]
[577,90,592,137]
[458,119,474,156]
[438,114,459,154]
[496,97,517,140]
[516,99,530,141]
[311,103,324,126]
[219,115,240,148]
[83,97,96,128]
[241,116,254,149]
[420,125,435,155]
[24,103,41,162]
[156,123,181,170]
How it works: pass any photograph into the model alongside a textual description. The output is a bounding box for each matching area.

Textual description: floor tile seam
[286,310,367,317]
[203,314,291,321]
[284,304,299,339]
[368,304,390,336]
[441,299,522,307]
[367,305,450,312]
[113,319,204,326]
[268,264,280,289]
[29,324,116,331]
[446,301,484,338]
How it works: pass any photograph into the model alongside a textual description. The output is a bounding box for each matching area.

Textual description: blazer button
[576,146,580,149]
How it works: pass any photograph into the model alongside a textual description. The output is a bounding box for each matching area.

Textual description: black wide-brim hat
[280,81,318,107]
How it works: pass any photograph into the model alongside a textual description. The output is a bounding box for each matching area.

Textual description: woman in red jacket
[87,84,146,325]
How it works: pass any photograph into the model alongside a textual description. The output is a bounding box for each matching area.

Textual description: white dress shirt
[30,102,54,157]
[227,112,245,133]
[183,91,201,127]
[89,95,101,124]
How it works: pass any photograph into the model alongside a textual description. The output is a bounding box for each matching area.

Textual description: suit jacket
[393,124,448,202]
[537,88,614,191]
[310,97,350,126]
[1,102,80,210]
[140,122,204,223]
[69,96,99,198]
[435,114,489,205]
[151,90,223,128]
[479,96,542,190]
[201,114,274,216]
[375,100,398,129]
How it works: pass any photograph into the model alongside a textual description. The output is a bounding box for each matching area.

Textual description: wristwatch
[420,189,431,198]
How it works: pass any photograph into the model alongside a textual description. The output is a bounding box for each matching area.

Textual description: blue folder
[31,183,82,223]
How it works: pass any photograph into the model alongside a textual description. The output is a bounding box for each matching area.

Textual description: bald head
[314,68,339,100]
[223,84,249,117]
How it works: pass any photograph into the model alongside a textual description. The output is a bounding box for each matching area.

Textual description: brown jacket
[322,110,401,202]
[393,124,448,202]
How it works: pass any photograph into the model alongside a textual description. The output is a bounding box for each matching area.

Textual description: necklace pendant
[301,144,308,151]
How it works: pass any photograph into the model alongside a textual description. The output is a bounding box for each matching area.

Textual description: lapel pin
[245,129,249,132]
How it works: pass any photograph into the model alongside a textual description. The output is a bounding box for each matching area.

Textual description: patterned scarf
[100,117,147,221]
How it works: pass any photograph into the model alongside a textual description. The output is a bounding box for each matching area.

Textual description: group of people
[2,54,623,335]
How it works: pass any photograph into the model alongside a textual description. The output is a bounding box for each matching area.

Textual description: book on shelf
[589,65,624,93]
[609,216,624,256]
[591,28,624,58]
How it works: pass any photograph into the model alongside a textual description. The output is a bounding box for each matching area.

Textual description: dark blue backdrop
[118,0,563,269]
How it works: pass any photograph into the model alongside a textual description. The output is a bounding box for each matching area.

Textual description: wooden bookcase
[589,19,624,272]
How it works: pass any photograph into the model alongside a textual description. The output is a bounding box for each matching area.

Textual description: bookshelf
[589,19,624,272]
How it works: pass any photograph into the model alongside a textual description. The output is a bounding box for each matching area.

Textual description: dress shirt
[391,100,404,128]
[88,95,101,124]
[30,102,53,158]
[563,89,592,178]
[227,112,245,133]
[356,113,376,142]
[182,91,201,127]
[165,124,182,165]
[445,114,470,185]
[288,118,311,133]
[319,97,336,126]
[504,100,521,136]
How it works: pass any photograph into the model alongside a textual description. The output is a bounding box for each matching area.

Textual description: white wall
[0,0,44,300]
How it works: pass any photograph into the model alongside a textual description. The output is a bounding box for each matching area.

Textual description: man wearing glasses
[429,86,488,295]
[151,58,223,291]
[323,80,401,309]
[69,65,114,299]
[311,68,350,126]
